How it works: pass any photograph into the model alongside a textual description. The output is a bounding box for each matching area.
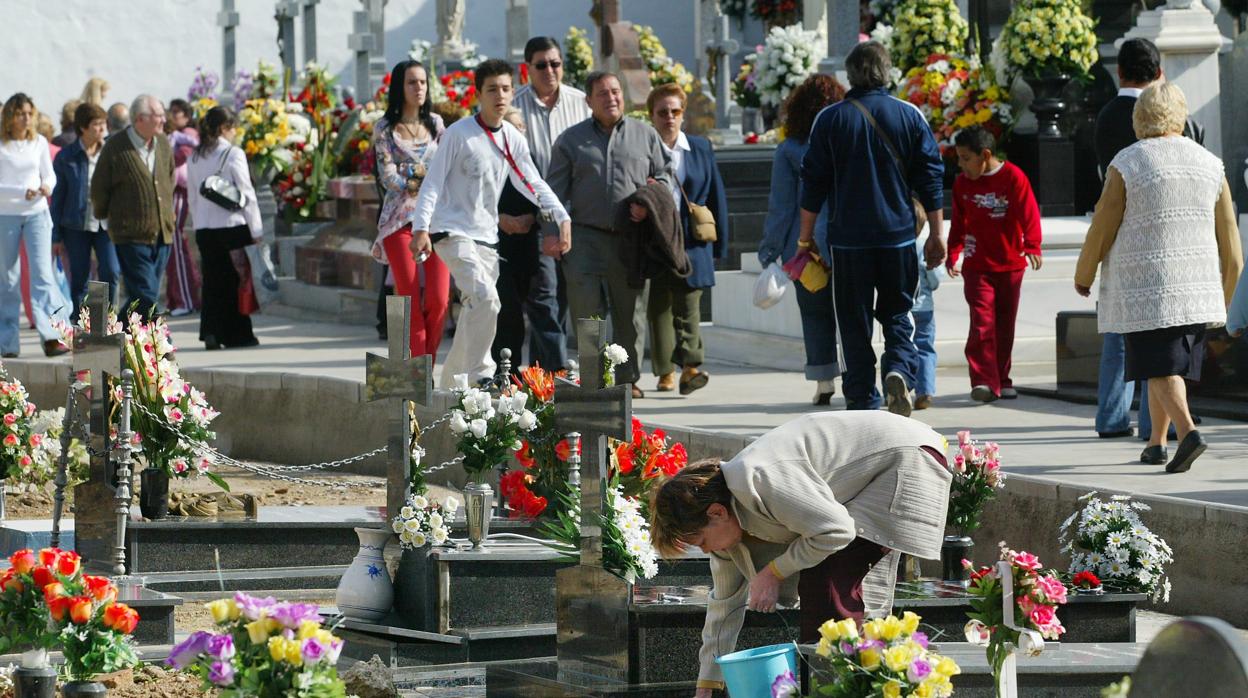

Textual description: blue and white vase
[335,527,394,622]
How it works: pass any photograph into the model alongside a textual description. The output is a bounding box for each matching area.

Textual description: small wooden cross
[366,296,434,519]
[552,318,632,567]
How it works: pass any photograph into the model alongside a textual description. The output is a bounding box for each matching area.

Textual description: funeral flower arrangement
[0,370,44,483]
[540,480,662,581]
[168,592,346,696]
[803,612,961,698]
[448,374,539,485]
[1059,492,1174,602]
[391,491,458,550]
[503,365,569,521]
[882,0,969,73]
[45,552,142,681]
[945,430,1005,536]
[612,417,688,502]
[965,545,1067,689]
[632,25,695,93]
[0,548,74,656]
[731,47,763,109]
[897,54,1014,156]
[993,0,1098,84]
[754,24,821,108]
[17,407,90,488]
[440,70,479,114]
[563,27,595,90]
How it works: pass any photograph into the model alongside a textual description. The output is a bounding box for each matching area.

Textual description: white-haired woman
[1075,82,1242,474]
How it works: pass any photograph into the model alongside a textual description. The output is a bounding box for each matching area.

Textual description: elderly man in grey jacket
[547,71,670,399]
[650,411,952,695]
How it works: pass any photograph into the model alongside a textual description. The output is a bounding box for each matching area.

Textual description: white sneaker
[884,372,913,417]
[971,385,998,403]
[811,380,835,406]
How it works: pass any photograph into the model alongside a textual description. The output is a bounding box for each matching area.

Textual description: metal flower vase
[463,480,493,548]
[13,649,55,698]
[334,527,394,622]
[1022,73,1072,139]
[941,535,974,586]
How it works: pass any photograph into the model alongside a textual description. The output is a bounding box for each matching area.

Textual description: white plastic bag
[245,242,280,306]
[752,262,788,309]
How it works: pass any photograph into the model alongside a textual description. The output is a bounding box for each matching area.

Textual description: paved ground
[17,308,1248,510]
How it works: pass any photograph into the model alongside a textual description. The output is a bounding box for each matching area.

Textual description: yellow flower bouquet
[806,612,961,698]
[896,54,1014,156]
[993,0,1098,83]
[888,0,969,73]
[633,25,695,93]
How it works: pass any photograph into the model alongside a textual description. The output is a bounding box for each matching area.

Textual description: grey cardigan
[697,411,952,685]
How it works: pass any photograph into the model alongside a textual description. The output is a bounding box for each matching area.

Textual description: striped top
[512,83,590,175]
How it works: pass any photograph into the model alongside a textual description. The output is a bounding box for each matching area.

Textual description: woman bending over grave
[649,411,952,696]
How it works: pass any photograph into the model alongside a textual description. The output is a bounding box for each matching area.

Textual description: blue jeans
[114,241,170,320]
[792,276,839,381]
[831,245,920,409]
[493,231,566,370]
[913,310,937,396]
[0,211,70,353]
[61,227,119,322]
[1096,332,1153,436]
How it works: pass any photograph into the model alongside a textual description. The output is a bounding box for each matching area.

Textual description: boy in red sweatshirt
[947,126,1042,403]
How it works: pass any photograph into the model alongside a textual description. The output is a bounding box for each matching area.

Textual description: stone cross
[552,318,632,566]
[348,10,376,102]
[553,318,633,681]
[364,0,389,97]
[591,0,652,109]
[218,0,240,88]
[504,0,531,65]
[818,0,861,79]
[69,281,126,568]
[707,12,740,128]
[275,0,301,77]
[302,0,320,64]
[365,296,434,520]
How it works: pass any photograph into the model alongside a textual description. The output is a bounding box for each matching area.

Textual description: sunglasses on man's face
[533,60,563,71]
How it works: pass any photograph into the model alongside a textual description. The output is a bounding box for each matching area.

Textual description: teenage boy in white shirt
[410,59,572,386]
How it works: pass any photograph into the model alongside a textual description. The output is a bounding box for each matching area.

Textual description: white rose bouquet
[391,492,458,550]
[447,375,539,484]
[754,24,820,108]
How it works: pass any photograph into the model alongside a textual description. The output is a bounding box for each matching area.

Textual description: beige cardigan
[696,412,952,688]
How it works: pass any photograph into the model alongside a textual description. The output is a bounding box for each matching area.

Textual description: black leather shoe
[1139,445,1167,465]
[1165,430,1207,474]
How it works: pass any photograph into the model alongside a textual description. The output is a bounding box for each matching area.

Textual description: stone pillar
[818,0,860,80]
[275,0,300,77]
[365,0,388,93]
[505,0,530,65]
[302,0,320,64]
[349,10,375,102]
[1120,0,1233,156]
[218,0,240,88]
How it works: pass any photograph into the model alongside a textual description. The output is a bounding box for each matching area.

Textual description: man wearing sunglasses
[507,37,590,372]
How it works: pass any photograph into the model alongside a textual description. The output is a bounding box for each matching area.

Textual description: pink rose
[1036,575,1068,604]
[3,433,18,447]
[1029,603,1056,629]
[957,430,971,445]
[3,414,16,425]
[1012,551,1042,571]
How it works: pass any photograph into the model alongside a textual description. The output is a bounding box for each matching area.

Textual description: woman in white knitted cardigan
[1075,82,1242,475]
[649,411,952,695]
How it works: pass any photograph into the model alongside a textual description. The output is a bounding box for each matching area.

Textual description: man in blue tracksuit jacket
[797,41,945,415]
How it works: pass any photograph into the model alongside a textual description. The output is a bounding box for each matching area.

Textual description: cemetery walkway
[14,313,1248,511]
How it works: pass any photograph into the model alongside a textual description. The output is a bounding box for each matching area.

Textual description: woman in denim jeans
[757,75,845,405]
[0,93,69,357]
[51,102,120,322]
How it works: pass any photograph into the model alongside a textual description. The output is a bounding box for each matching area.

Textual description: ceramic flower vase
[462,481,493,548]
[60,681,107,698]
[13,649,56,698]
[139,467,170,520]
[941,535,974,586]
[335,526,394,622]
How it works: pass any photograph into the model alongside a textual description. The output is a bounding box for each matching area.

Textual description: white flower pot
[334,527,394,622]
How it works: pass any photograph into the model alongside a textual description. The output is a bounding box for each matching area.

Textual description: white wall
[7,0,752,117]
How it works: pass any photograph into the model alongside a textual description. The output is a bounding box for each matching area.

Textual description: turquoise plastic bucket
[715,643,798,697]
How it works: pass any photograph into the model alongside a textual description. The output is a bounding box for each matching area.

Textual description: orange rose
[56,550,81,578]
[9,548,35,575]
[42,581,66,605]
[69,596,94,625]
[83,575,117,603]
[31,566,55,590]
[0,570,24,594]
[103,603,140,634]
[47,596,71,622]
[38,548,60,567]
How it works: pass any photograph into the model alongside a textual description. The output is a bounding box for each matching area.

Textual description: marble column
[1120,0,1233,156]
[818,0,860,80]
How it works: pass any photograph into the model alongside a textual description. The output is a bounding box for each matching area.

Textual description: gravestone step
[139,564,348,593]
[336,618,556,668]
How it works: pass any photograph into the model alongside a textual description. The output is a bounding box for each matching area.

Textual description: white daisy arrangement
[391,491,459,550]
[1059,492,1174,602]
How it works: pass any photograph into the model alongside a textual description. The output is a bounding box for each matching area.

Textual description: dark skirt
[1123,324,1204,382]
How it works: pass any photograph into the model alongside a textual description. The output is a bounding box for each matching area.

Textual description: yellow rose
[285,639,303,666]
[900,611,921,636]
[924,675,954,695]
[863,619,884,641]
[816,638,834,657]
[883,645,914,673]
[935,656,961,677]
[880,615,904,642]
[819,619,843,643]
[296,619,320,640]
[860,649,881,670]
[883,680,903,698]
[247,618,273,644]
[206,599,241,624]
[268,636,286,662]
[911,681,933,698]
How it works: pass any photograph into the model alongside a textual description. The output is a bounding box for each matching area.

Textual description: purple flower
[234,592,278,621]
[907,657,933,684]
[271,602,322,629]
[770,670,798,698]
[208,659,235,686]
[302,636,328,665]
[911,631,930,648]
[206,633,235,660]
[167,631,211,669]
[840,641,856,655]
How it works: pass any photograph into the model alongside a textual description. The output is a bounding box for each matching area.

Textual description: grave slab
[0,519,75,556]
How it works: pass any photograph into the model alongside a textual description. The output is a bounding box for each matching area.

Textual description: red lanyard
[476,114,536,197]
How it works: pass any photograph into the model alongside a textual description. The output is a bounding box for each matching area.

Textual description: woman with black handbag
[186,106,261,350]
